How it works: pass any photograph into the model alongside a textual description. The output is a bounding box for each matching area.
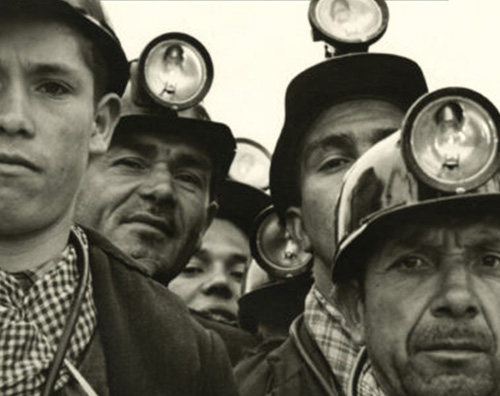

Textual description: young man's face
[358,215,500,396]
[169,218,249,324]
[289,99,404,270]
[0,16,115,236]
[76,129,218,282]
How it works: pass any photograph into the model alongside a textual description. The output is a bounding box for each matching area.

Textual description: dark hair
[77,27,109,102]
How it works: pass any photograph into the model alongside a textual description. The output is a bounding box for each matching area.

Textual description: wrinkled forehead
[299,98,405,158]
[376,212,500,252]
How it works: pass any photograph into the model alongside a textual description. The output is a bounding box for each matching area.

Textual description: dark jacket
[191,310,259,366]
[87,229,239,396]
[235,315,342,396]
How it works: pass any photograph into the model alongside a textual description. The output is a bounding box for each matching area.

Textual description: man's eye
[176,173,202,187]
[183,265,203,276]
[318,157,352,172]
[231,270,245,282]
[392,256,430,271]
[113,158,146,170]
[37,81,72,97]
[480,254,500,269]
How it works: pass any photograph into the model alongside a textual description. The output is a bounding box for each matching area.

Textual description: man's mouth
[124,212,175,236]
[198,308,237,325]
[416,338,491,359]
[0,153,40,172]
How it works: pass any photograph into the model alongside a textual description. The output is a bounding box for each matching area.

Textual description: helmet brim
[333,193,500,283]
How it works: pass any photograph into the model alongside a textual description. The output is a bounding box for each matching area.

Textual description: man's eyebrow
[109,142,157,157]
[383,231,439,252]
[463,231,500,249]
[172,152,212,171]
[111,142,211,169]
[228,254,250,266]
[303,133,356,159]
[27,62,82,79]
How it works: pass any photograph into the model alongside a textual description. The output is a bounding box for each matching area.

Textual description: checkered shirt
[351,348,386,396]
[0,226,97,396]
[304,285,359,396]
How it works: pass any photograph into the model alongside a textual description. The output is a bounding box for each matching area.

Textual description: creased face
[76,129,216,282]
[359,215,500,396]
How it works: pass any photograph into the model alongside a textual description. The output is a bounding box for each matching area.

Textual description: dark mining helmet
[332,87,500,282]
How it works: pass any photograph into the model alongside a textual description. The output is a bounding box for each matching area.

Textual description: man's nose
[430,262,480,319]
[0,82,35,137]
[138,166,177,206]
[202,271,234,299]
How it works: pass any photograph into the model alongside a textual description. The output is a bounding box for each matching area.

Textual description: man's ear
[204,200,219,233]
[351,298,366,346]
[193,201,219,253]
[286,206,313,253]
[336,281,366,346]
[89,93,121,154]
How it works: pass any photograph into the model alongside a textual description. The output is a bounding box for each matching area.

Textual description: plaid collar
[0,226,97,396]
[304,285,360,396]
[349,348,386,396]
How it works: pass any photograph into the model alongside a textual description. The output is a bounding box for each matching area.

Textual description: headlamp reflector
[139,33,213,110]
[229,138,271,190]
[402,88,500,193]
[309,0,388,49]
[251,206,312,278]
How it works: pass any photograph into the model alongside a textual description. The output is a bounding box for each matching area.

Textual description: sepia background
[103,0,500,153]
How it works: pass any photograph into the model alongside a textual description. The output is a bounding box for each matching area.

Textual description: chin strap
[42,228,91,396]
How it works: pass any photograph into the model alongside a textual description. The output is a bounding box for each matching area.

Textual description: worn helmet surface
[332,87,500,282]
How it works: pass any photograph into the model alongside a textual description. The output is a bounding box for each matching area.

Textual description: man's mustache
[410,322,495,354]
[122,204,177,236]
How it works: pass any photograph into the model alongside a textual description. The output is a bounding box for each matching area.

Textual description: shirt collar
[304,285,360,396]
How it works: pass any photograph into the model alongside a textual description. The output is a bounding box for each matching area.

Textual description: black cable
[42,229,91,396]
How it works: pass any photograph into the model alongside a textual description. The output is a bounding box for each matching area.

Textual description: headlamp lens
[314,0,384,43]
[252,207,312,278]
[140,33,213,110]
[403,89,500,193]
[229,138,271,190]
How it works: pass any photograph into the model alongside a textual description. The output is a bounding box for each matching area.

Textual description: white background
[103,0,500,152]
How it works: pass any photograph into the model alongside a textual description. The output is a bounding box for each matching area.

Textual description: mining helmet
[116,33,236,189]
[216,180,272,238]
[229,138,272,191]
[269,53,428,223]
[332,87,500,282]
[238,205,313,333]
[238,259,313,334]
[0,0,129,95]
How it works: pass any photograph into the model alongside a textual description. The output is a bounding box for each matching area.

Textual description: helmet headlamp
[251,206,312,279]
[309,0,388,54]
[138,32,213,111]
[402,88,500,193]
[229,138,272,190]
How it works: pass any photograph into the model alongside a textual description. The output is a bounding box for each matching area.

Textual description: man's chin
[121,245,166,278]
[400,356,500,396]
